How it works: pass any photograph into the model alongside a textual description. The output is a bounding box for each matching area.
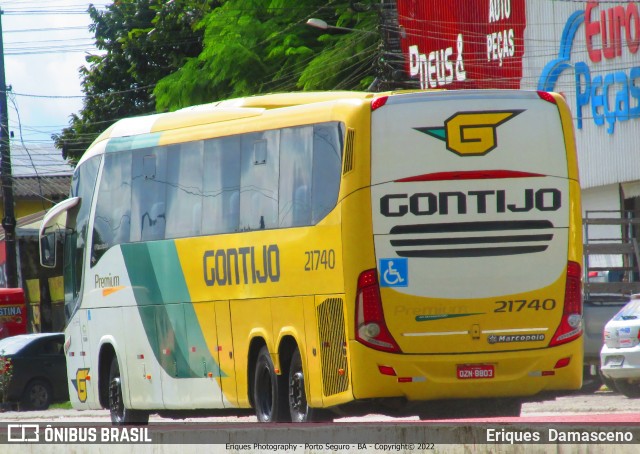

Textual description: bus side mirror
[40,231,57,268]
[39,197,81,269]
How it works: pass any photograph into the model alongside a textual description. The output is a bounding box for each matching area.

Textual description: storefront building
[396,0,640,219]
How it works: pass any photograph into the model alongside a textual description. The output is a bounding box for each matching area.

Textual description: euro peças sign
[538,1,640,134]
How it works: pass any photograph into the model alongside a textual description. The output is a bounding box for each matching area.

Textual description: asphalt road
[1,390,640,454]
[0,388,638,423]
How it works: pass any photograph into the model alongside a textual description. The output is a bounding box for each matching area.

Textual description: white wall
[522,1,640,189]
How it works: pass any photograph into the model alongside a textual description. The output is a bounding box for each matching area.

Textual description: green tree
[53,0,217,163]
[54,1,380,162]
[154,0,380,111]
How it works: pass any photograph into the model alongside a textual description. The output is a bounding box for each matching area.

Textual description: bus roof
[77,89,541,169]
[79,91,381,167]
[207,91,377,109]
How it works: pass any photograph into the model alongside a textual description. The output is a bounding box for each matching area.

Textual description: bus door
[122,303,165,409]
[65,310,95,408]
[40,195,99,408]
[119,240,225,409]
[156,301,224,409]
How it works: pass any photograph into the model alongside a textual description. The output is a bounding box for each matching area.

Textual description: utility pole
[0,8,18,288]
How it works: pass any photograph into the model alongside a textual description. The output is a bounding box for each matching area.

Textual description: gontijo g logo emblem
[415,110,523,156]
[72,368,90,403]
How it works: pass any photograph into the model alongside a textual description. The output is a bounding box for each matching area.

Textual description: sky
[3,1,111,176]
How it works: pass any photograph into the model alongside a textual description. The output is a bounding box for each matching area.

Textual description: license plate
[606,355,625,367]
[457,364,495,379]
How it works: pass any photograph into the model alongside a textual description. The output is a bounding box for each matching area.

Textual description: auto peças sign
[397,0,526,90]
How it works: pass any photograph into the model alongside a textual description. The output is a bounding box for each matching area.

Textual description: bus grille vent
[317,298,349,396]
[342,128,355,174]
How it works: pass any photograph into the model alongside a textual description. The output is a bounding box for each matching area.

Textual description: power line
[4,25,88,33]
[8,93,50,209]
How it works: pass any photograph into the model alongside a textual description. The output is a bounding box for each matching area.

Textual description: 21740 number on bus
[304,249,336,271]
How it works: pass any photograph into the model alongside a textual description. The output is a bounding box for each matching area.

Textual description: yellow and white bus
[40,90,583,423]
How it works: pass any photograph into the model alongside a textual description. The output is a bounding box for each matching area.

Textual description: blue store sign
[538,2,640,134]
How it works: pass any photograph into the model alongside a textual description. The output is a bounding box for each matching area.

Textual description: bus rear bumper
[348,339,583,401]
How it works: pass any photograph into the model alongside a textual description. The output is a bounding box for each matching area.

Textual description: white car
[601,294,640,397]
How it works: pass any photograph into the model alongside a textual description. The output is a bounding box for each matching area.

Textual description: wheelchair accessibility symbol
[379,258,408,287]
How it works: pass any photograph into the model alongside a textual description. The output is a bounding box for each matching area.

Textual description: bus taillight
[371,96,388,111]
[549,261,583,347]
[537,91,557,104]
[355,269,402,353]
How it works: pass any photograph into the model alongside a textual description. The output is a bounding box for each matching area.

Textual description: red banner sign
[397,0,526,89]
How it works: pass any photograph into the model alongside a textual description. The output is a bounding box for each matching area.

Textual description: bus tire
[108,357,149,425]
[288,348,332,422]
[253,346,289,422]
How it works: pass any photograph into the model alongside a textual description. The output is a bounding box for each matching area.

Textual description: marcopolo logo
[415,110,523,156]
[488,334,545,344]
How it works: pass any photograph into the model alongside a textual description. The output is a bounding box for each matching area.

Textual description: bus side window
[91,152,132,266]
[278,126,312,227]
[165,142,203,239]
[64,155,101,319]
[227,191,240,232]
[312,123,343,223]
[142,202,166,239]
[240,131,279,231]
[202,136,240,235]
[131,150,168,242]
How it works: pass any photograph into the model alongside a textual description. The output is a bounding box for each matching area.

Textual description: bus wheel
[108,358,149,425]
[253,346,289,422]
[288,348,332,422]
